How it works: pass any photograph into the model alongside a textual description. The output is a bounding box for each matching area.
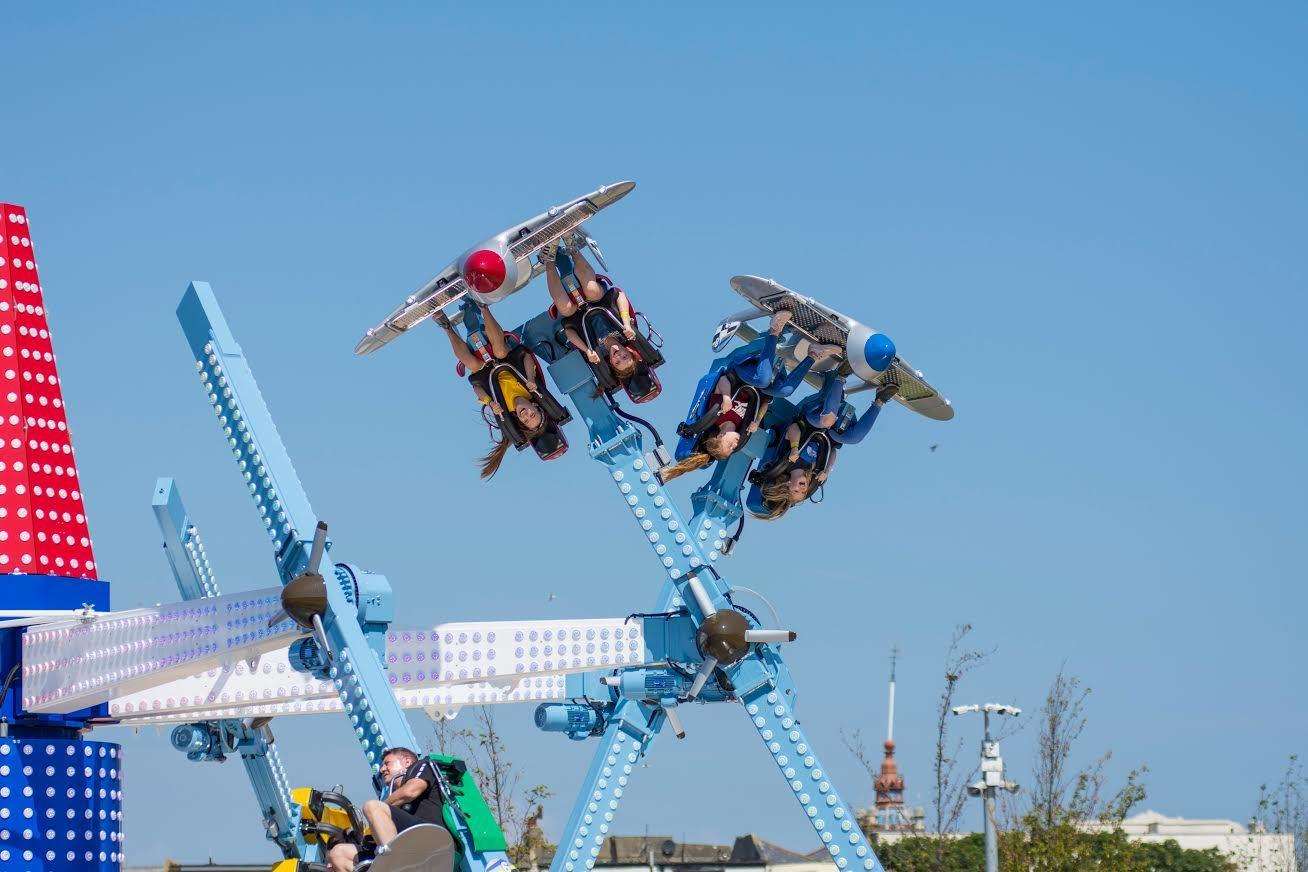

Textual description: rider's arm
[749,397,770,433]
[386,776,430,807]
[784,423,802,459]
[522,353,539,387]
[615,291,635,333]
[817,444,837,482]
[564,326,598,362]
[717,377,733,413]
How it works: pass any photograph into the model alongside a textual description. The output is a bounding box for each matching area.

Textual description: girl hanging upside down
[747,371,899,518]
[542,242,664,403]
[660,310,840,482]
[433,301,571,479]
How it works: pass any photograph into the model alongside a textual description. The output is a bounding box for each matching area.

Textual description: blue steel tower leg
[550,700,662,872]
[178,282,510,872]
[732,652,880,872]
[528,340,885,872]
[152,477,299,858]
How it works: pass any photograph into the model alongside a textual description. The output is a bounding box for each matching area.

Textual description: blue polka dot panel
[0,738,122,870]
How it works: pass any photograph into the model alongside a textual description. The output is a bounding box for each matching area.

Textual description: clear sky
[6,1,1305,864]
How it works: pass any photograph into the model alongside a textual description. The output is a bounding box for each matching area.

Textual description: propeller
[683,573,796,701]
[267,522,334,659]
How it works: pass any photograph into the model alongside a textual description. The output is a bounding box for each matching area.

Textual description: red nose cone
[463,249,507,294]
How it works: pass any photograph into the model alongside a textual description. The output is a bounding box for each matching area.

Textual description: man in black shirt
[327,747,446,872]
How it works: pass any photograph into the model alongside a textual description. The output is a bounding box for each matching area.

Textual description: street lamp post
[952,703,1021,872]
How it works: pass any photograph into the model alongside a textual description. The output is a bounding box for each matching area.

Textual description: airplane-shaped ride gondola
[355,181,634,355]
[711,275,954,421]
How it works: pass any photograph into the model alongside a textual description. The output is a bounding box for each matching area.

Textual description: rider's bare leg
[572,251,605,302]
[546,262,579,317]
[362,799,399,846]
[437,319,485,374]
[327,842,359,872]
[480,304,510,359]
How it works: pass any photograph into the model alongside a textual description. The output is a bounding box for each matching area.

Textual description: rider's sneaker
[538,240,558,265]
[769,310,793,334]
[676,422,694,439]
[875,383,900,404]
[432,311,452,329]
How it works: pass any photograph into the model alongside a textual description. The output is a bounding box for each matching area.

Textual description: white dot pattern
[100,617,645,724]
[0,204,98,579]
[21,588,296,713]
[0,738,122,867]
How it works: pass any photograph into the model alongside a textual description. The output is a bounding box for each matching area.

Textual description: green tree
[875,834,984,871]
[991,667,1233,872]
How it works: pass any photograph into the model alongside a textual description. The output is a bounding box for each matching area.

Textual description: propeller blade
[744,629,796,644]
[662,706,686,740]
[686,575,718,621]
[686,656,719,700]
[307,521,328,575]
[311,613,333,663]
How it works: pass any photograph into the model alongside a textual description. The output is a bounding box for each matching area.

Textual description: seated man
[327,747,446,872]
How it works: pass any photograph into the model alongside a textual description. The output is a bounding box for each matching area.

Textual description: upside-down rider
[433,300,570,478]
[661,310,839,482]
[542,240,664,403]
[327,747,447,872]
[749,371,899,518]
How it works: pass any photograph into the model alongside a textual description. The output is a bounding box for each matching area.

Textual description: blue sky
[6,1,1306,863]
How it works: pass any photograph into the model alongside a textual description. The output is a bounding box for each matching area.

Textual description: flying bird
[929,444,939,453]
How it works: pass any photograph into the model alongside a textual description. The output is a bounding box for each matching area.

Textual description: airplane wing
[22,588,298,715]
[727,275,953,420]
[847,356,955,420]
[355,181,635,356]
[100,615,653,725]
[355,268,466,355]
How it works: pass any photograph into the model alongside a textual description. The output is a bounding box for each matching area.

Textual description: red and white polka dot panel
[0,204,97,579]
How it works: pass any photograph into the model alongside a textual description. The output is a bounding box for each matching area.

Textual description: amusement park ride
[0,182,950,871]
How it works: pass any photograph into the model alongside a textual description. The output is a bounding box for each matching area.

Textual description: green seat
[429,754,508,854]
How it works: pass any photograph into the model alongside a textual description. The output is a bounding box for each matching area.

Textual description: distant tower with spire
[864,645,922,834]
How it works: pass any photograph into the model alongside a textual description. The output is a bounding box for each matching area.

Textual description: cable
[624,607,687,625]
[726,586,783,628]
[0,664,20,730]
[725,515,745,550]
[726,596,763,629]
[609,399,665,448]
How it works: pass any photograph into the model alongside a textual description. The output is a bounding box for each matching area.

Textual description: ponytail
[657,452,713,483]
[479,438,512,480]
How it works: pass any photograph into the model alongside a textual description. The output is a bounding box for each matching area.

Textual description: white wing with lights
[23,588,297,715]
